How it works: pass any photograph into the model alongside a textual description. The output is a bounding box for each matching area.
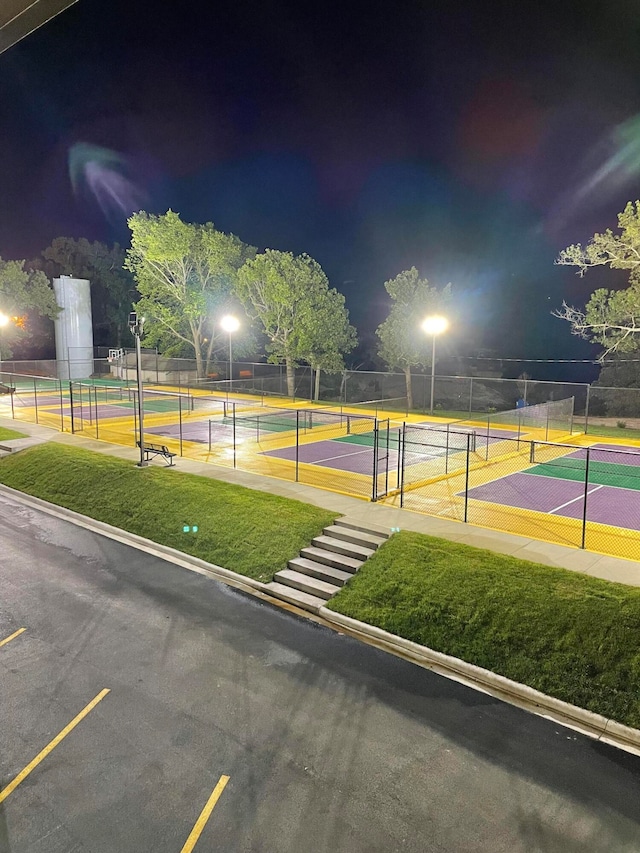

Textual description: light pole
[220,315,240,386]
[129,311,147,466]
[422,315,449,414]
[0,312,8,377]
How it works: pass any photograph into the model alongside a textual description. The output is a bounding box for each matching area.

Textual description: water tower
[53,276,94,380]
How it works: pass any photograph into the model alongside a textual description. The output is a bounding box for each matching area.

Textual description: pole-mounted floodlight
[129,311,147,466]
[220,315,240,385]
[421,315,449,414]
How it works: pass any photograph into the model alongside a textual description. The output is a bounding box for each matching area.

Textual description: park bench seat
[136,440,176,466]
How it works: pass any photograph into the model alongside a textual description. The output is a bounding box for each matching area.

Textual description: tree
[297,287,357,400]
[40,237,135,347]
[236,250,354,397]
[376,267,452,409]
[555,201,640,358]
[0,258,59,358]
[125,211,255,376]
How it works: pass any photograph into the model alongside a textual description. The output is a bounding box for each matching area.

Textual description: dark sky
[3,0,640,377]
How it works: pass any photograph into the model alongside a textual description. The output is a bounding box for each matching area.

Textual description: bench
[137,440,176,466]
[0,383,15,396]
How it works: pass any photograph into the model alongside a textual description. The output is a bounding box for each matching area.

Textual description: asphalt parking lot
[1,489,640,852]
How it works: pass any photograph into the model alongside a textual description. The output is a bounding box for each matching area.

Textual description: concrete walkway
[2,416,639,586]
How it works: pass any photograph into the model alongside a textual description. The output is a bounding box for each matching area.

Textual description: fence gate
[372,418,392,501]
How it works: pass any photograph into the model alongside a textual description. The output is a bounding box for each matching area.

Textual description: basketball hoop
[108,348,124,364]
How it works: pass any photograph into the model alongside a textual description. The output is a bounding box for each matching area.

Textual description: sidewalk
[2,416,639,587]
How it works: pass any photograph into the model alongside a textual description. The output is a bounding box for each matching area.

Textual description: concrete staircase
[266,517,391,612]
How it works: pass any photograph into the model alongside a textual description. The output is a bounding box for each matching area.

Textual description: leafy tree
[236,250,354,397]
[555,201,640,358]
[376,267,452,409]
[297,287,357,400]
[0,258,59,359]
[40,237,135,347]
[125,211,255,376]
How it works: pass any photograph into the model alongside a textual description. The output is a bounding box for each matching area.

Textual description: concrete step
[274,569,340,601]
[288,556,353,587]
[265,582,327,613]
[311,535,375,561]
[323,524,387,550]
[300,546,363,572]
[334,518,392,539]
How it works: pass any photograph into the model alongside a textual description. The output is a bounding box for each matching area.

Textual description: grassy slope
[0,427,27,441]
[0,444,337,582]
[327,531,640,728]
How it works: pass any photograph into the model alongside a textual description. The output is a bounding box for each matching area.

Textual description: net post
[529,441,535,464]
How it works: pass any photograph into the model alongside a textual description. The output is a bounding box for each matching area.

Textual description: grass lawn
[0,426,27,441]
[585,424,640,440]
[0,443,337,582]
[327,531,640,728]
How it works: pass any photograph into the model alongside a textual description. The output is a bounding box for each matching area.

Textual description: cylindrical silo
[53,276,94,380]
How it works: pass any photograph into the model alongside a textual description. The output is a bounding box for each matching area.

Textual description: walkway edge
[3,483,639,758]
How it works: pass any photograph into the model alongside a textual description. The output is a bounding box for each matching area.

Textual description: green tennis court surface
[527,457,640,491]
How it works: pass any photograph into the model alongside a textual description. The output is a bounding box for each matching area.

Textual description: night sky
[3,0,640,378]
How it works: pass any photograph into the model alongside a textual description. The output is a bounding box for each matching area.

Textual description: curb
[2,483,640,758]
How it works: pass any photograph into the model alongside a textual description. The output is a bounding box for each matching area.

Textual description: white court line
[308,446,381,465]
[548,484,604,514]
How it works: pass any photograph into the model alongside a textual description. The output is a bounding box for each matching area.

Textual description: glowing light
[421,315,448,336]
[0,313,8,328]
[220,315,240,333]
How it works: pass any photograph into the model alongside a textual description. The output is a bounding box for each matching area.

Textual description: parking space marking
[0,627,26,648]
[0,688,110,804]
[180,774,230,852]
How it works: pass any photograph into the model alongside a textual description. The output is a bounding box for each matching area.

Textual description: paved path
[1,490,640,852]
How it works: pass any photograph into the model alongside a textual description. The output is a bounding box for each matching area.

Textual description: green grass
[0,426,27,441]
[0,443,337,582]
[585,424,640,440]
[327,531,640,728]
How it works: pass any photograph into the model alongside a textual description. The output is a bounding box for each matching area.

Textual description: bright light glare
[422,315,449,336]
[220,315,240,333]
[0,313,9,328]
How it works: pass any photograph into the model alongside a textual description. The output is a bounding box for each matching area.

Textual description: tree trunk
[314,367,321,401]
[404,366,413,411]
[286,358,296,398]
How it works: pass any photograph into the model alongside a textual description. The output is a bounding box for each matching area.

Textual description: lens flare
[68,142,147,222]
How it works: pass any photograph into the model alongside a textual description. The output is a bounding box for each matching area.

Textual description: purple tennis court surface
[463,443,640,531]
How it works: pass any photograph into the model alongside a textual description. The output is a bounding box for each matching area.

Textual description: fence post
[469,377,473,417]
[94,386,99,438]
[178,395,183,456]
[232,403,237,468]
[33,377,39,424]
[59,380,64,431]
[372,419,379,502]
[584,385,590,434]
[581,447,591,549]
[463,432,471,522]
[400,423,406,507]
[295,410,300,482]
[69,382,75,433]
[208,419,212,453]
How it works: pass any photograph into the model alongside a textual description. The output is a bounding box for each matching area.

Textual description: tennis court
[464,443,640,532]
